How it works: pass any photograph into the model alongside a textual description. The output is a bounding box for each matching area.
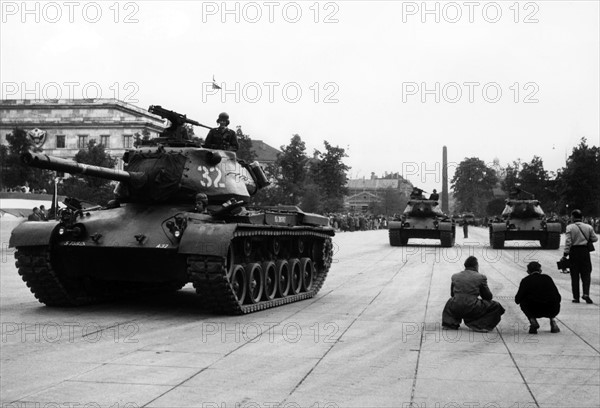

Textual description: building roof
[251,140,280,163]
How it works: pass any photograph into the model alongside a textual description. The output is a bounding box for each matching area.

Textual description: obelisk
[442,146,449,213]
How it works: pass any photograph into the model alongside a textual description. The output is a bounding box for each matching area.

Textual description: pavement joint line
[408,258,436,405]
[282,257,410,404]
[139,282,343,407]
[496,328,541,408]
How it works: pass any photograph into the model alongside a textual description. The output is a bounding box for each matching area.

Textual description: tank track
[188,228,333,314]
[15,246,96,306]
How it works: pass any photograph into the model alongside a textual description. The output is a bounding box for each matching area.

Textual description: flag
[212,75,221,90]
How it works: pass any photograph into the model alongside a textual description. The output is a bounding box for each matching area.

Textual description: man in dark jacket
[204,112,238,151]
[515,261,561,334]
[442,256,505,332]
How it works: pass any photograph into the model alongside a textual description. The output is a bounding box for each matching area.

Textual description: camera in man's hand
[557,256,570,274]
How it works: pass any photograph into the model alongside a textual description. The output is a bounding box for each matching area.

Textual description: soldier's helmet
[217,112,230,126]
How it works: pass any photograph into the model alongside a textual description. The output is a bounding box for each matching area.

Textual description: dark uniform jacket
[515,273,561,305]
[515,272,561,318]
[204,127,238,151]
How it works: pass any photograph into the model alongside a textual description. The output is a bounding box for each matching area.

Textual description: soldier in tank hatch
[429,189,439,201]
[204,112,239,151]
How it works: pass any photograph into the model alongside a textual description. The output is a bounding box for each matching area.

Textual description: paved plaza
[1,218,598,408]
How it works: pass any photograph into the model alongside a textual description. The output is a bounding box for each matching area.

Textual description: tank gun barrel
[149,105,212,130]
[22,151,133,182]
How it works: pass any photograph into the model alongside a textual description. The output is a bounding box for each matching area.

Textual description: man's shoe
[582,295,594,304]
[572,299,580,303]
[550,320,560,333]
[528,318,539,334]
[470,327,489,333]
[528,326,538,334]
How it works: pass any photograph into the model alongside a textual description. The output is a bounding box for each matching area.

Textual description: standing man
[563,209,598,303]
[462,216,469,238]
[204,112,239,151]
[429,189,439,201]
[442,256,505,332]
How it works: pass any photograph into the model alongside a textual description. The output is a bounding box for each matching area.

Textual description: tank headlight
[174,229,181,239]
[58,227,65,235]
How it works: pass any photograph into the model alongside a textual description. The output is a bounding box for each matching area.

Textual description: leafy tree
[519,156,550,203]
[556,138,600,216]
[134,129,151,147]
[310,141,350,212]
[2,128,52,190]
[299,183,323,213]
[486,198,507,216]
[451,157,498,215]
[235,126,257,163]
[501,160,521,194]
[369,187,407,216]
[277,134,308,205]
[59,140,116,205]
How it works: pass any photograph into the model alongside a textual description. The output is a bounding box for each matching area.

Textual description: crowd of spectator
[327,213,391,232]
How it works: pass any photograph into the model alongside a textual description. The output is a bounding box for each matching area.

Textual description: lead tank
[488,199,560,249]
[9,106,334,314]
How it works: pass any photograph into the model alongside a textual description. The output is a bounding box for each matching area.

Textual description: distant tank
[9,105,334,314]
[488,199,560,249]
[389,199,456,247]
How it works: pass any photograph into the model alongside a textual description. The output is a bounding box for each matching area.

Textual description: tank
[488,199,560,249]
[388,199,455,247]
[9,106,334,314]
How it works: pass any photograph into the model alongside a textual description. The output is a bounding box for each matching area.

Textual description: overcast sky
[2,0,598,193]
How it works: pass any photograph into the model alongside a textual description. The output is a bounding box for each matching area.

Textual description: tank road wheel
[245,263,263,304]
[300,258,314,292]
[289,258,302,295]
[544,232,561,249]
[276,260,291,297]
[492,232,505,249]
[440,232,453,248]
[230,265,247,304]
[262,261,277,301]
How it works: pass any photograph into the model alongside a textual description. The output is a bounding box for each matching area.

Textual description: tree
[235,126,257,163]
[369,187,407,216]
[451,157,498,215]
[134,129,151,147]
[59,140,116,205]
[519,156,550,203]
[310,141,350,212]
[277,134,308,205]
[2,128,53,190]
[556,138,600,216]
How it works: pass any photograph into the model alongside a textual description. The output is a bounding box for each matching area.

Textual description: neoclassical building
[0,99,165,169]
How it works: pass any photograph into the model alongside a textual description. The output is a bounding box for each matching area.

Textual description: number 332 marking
[197,166,226,188]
